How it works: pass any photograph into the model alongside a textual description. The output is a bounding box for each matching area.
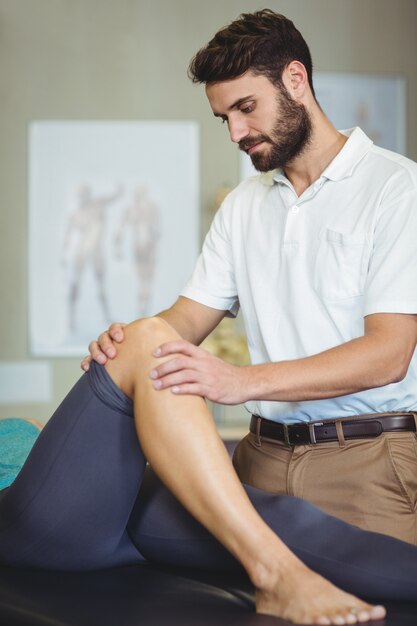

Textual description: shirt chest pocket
[314,228,367,300]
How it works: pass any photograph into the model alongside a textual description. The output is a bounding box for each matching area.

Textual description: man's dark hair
[188,9,315,97]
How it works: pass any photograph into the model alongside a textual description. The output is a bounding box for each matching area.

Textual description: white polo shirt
[181,128,417,423]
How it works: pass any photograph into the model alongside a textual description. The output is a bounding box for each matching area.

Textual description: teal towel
[0,418,41,490]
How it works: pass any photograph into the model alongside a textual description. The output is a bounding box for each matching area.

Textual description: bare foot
[256,559,386,625]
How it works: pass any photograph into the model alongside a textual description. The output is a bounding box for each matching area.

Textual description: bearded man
[81,9,417,624]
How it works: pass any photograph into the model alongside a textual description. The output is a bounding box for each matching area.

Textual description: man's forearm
[150,312,417,405]
[243,334,408,403]
[156,297,226,346]
[156,308,198,343]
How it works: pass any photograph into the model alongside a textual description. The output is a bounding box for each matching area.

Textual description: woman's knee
[104,317,179,396]
[123,317,179,354]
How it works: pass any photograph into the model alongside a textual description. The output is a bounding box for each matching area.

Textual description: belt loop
[283,422,291,446]
[254,417,262,447]
[335,420,346,448]
[411,412,417,432]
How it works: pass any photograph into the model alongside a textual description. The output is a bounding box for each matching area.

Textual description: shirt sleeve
[364,180,417,316]
[180,196,240,317]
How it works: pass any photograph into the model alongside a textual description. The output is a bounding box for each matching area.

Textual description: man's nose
[228,116,250,143]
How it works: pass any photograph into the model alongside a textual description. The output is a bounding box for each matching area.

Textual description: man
[83,8,417,622]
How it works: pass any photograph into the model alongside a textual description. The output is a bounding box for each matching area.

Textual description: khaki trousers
[233,429,417,545]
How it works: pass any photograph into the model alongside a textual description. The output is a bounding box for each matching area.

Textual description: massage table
[0,423,416,625]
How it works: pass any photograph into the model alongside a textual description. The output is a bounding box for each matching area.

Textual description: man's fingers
[171,383,205,397]
[84,322,127,369]
[153,340,202,358]
[81,356,92,372]
[85,321,127,369]
[88,340,108,364]
[150,356,193,380]
[97,331,118,358]
[152,369,197,390]
[109,322,126,343]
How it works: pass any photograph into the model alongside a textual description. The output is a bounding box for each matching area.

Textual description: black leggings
[1,362,416,601]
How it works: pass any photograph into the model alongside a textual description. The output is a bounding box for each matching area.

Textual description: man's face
[206,71,312,171]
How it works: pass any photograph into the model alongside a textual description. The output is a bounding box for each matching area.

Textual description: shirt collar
[271,127,373,185]
[321,127,373,181]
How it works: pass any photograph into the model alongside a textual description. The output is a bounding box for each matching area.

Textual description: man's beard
[239,86,312,172]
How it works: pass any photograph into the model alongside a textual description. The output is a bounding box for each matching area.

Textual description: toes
[312,601,386,626]
[353,603,386,623]
[370,605,386,620]
[315,610,357,625]
[332,615,358,626]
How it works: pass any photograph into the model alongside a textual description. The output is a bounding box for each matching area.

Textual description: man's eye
[221,117,227,124]
[241,104,254,114]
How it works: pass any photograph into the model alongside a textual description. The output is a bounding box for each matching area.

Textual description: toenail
[372,605,386,617]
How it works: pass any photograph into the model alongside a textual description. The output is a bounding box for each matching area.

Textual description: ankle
[247,542,302,592]
[250,558,280,591]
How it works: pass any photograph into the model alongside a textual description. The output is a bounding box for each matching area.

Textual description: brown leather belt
[250,412,417,446]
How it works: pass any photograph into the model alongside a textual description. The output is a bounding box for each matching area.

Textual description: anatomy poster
[29,121,199,356]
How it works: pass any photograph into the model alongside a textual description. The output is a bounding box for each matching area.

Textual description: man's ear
[282,61,308,100]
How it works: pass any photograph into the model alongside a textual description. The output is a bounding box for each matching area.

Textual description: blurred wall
[1,0,416,423]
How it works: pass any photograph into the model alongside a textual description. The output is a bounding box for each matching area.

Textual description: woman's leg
[129,467,417,602]
[0,362,145,570]
[105,317,385,625]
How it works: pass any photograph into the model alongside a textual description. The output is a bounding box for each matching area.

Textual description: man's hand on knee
[81,323,126,371]
[149,339,250,405]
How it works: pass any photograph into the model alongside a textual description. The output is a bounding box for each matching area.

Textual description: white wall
[1,0,416,423]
